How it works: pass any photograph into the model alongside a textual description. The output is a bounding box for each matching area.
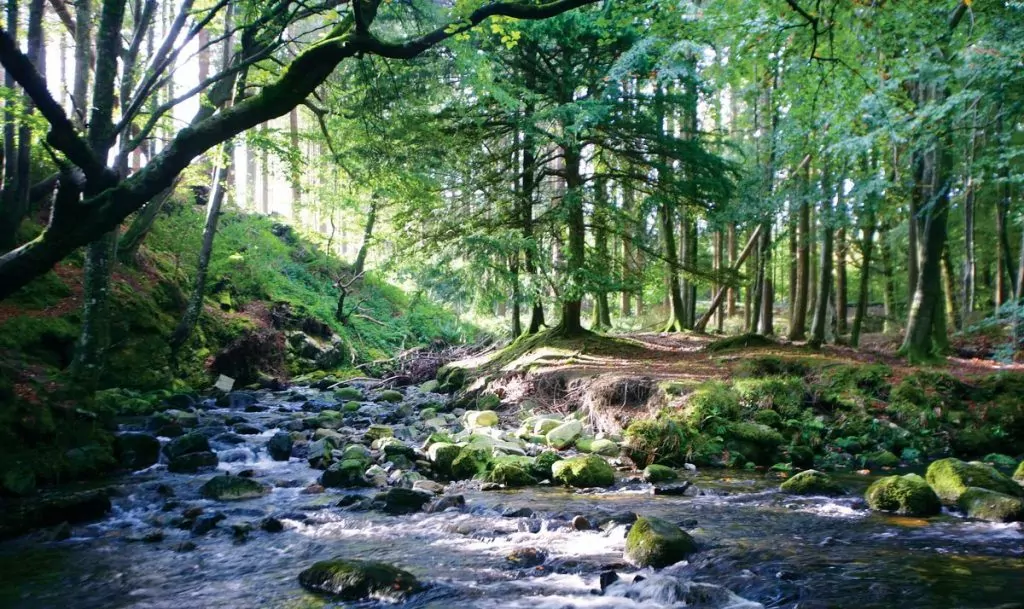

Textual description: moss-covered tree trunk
[352,199,377,278]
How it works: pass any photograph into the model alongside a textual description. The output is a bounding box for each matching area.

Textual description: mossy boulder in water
[530,451,562,481]
[163,433,210,459]
[957,487,1024,522]
[642,464,678,483]
[465,410,499,428]
[115,433,160,470]
[334,386,363,401]
[450,446,490,480]
[298,558,422,601]
[925,458,1024,505]
[780,470,843,496]
[266,432,293,461]
[546,420,583,450]
[200,475,269,501]
[487,457,537,487]
[1015,461,1024,484]
[364,425,393,442]
[427,442,461,478]
[590,438,620,457]
[321,460,371,488]
[378,488,433,514]
[865,474,940,516]
[863,450,900,469]
[725,422,783,466]
[552,455,615,488]
[378,389,403,403]
[624,516,697,568]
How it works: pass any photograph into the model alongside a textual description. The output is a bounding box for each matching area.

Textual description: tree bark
[835,225,848,335]
[352,199,377,277]
[809,163,834,349]
[880,222,897,334]
[555,145,586,335]
[850,209,875,348]
[788,164,811,340]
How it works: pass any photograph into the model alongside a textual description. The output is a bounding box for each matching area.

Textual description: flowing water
[1,386,1022,609]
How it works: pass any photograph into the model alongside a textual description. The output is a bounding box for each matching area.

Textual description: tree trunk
[117,185,175,261]
[591,177,612,330]
[942,245,961,332]
[727,222,737,317]
[620,184,633,318]
[809,163,834,348]
[352,199,377,277]
[836,225,848,335]
[555,145,586,335]
[757,223,773,335]
[260,122,270,214]
[789,168,811,340]
[660,198,686,333]
[962,111,977,320]
[695,225,763,332]
[880,223,897,334]
[850,210,876,348]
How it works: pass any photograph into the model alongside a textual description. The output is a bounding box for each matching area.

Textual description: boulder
[163,433,211,460]
[552,455,615,488]
[530,451,562,482]
[450,446,490,481]
[334,387,363,401]
[925,458,1024,505]
[780,470,843,496]
[725,422,783,466]
[426,495,466,513]
[427,443,461,478]
[298,559,422,601]
[419,380,440,393]
[321,460,370,488]
[412,480,445,495]
[266,432,294,461]
[533,417,562,436]
[341,444,372,462]
[590,438,620,457]
[364,425,393,443]
[957,487,1024,522]
[624,516,697,568]
[1015,461,1024,484]
[863,450,900,469]
[378,390,404,403]
[199,475,269,501]
[865,474,941,516]
[167,451,219,473]
[375,437,415,459]
[642,464,678,484]
[115,433,160,470]
[507,547,546,568]
[487,458,537,488]
[378,488,433,515]
[545,420,583,450]
[465,410,499,428]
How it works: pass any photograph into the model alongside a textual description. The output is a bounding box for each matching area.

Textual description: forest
[0,1,1023,608]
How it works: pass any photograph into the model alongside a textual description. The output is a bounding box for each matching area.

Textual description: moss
[734,377,805,418]
[862,450,900,469]
[733,356,811,378]
[725,422,783,466]
[684,381,741,427]
[199,475,269,500]
[811,363,892,407]
[925,458,1024,505]
[642,464,678,483]
[335,387,363,401]
[486,457,537,487]
[981,453,1018,470]
[623,415,719,467]
[1015,461,1024,483]
[449,446,490,480]
[378,389,403,403]
[297,558,422,601]
[865,474,941,516]
[957,487,1024,522]
[530,450,561,481]
[780,469,843,495]
[623,516,697,568]
[551,454,615,488]
[704,333,775,353]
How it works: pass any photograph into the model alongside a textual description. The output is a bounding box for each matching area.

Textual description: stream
[1,384,1022,609]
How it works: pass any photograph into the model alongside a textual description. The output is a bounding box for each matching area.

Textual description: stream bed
[1,385,1022,609]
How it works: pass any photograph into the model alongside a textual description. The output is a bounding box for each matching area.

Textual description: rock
[863,450,900,469]
[487,458,537,488]
[427,443,461,477]
[334,387,364,401]
[925,458,1024,505]
[378,389,404,403]
[365,465,389,488]
[163,433,211,460]
[419,380,440,393]
[200,475,269,501]
[507,547,546,568]
[599,571,619,592]
[624,516,697,568]
[50,522,72,542]
[533,417,562,435]
[571,515,591,531]
[982,453,1019,470]
[1015,461,1024,483]
[115,433,161,471]
[376,437,415,459]
[530,451,561,482]
[379,488,433,515]
[590,438,620,457]
[412,480,445,495]
[450,446,491,481]
[465,410,499,428]
[780,470,844,496]
[167,451,219,473]
[477,393,501,410]
[725,422,783,466]
[957,487,1024,522]
[2,463,36,496]
[426,495,466,513]
[343,400,361,412]
[652,482,693,496]
[191,512,225,535]
[865,474,941,516]
[364,425,393,442]
[642,464,678,484]
[227,391,258,409]
[552,455,615,488]
[260,517,285,532]
[298,558,422,601]
[575,436,595,453]
[321,460,371,488]
[546,420,583,450]
[233,424,263,435]
[341,444,372,462]
[267,432,294,461]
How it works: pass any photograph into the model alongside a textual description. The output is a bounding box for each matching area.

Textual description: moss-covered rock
[780,469,843,496]
[1015,461,1024,484]
[199,475,269,501]
[364,425,393,442]
[321,459,370,488]
[624,516,697,568]
[297,558,422,601]
[343,400,361,412]
[925,458,1024,505]
[334,386,363,401]
[167,451,218,473]
[957,487,1024,522]
[487,458,537,487]
[450,446,490,480]
[532,417,562,435]
[427,442,461,478]
[465,410,499,428]
[419,380,439,393]
[590,438,620,457]
[725,422,783,466]
[865,474,941,516]
[477,393,500,410]
[551,455,615,488]
[530,450,561,481]
[982,453,1019,470]
[546,420,583,450]
[115,433,160,471]
[163,433,210,459]
[642,464,678,483]
[378,389,403,403]
[863,450,900,469]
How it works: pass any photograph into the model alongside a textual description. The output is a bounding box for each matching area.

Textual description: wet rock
[465,410,499,428]
[212,432,247,445]
[127,529,165,543]
[487,457,537,488]
[226,391,258,409]
[267,432,294,461]
[552,455,615,488]
[337,494,365,508]
[652,482,693,496]
[865,474,941,516]
[260,516,285,533]
[376,437,415,459]
[320,460,370,488]
[302,484,325,494]
[450,446,491,481]
[530,451,562,482]
[199,475,269,501]
[364,425,393,442]
[191,512,225,535]
[164,433,211,460]
[780,470,844,496]
[412,480,445,495]
[507,547,546,568]
[958,487,1024,522]
[115,433,160,471]
[167,451,219,474]
[546,420,583,450]
[219,448,254,463]
[925,458,1024,505]
[642,464,678,484]
[624,516,697,568]
[426,495,465,513]
[365,465,389,488]
[599,570,620,593]
[164,393,197,410]
[590,438,620,457]
[378,488,433,515]
[175,541,197,552]
[571,515,591,531]
[1015,461,1024,483]
[334,386,364,401]
[378,389,404,403]
[298,558,422,601]
[233,424,263,435]
[502,507,534,518]
[50,522,72,542]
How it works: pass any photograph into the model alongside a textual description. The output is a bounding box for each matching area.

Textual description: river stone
[957,487,1024,522]
[427,443,461,477]
[546,420,583,450]
[227,391,258,409]
[487,459,537,488]
[925,458,1024,505]
[267,432,293,461]
[426,495,465,513]
[378,389,404,403]
[163,433,211,460]
[200,475,269,501]
[413,480,445,494]
[341,444,372,462]
[168,451,219,473]
[863,450,900,469]
[552,455,615,488]
[334,387,364,401]
[590,438,620,457]
[465,410,499,428]
[533,417,562,436]
[1015,461,1024,483]
[1,463,36,496]
[115,433,160,470]
[379,487,433,514]
[642,464,678,484]
[624,516,697,568]
[321,460,371,488]
[530,451,562,481]
[298,558,422,601]
[780,469,843,496]
[364,425,393,442]
[865,474,941,516]
[375,437,415,459]
[419,380,439,393]
[507,547,546,567]
[451,446,491,480]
